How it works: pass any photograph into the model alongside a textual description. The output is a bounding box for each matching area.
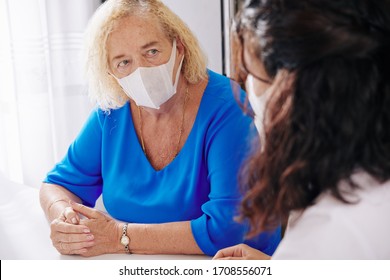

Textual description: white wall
[161,0,223,74]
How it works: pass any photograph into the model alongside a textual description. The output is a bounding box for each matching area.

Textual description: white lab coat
[273,172,390,259]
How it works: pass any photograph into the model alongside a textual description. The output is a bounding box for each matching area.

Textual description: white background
[162,0,224,74]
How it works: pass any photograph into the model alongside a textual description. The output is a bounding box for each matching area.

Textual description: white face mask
[246,74,272,147]
[117,40,183,109]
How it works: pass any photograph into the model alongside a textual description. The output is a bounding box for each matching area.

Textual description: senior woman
[215,0,390,259]
[39,0,280,257]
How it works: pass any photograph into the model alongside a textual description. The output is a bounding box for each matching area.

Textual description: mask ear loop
[170,39,184,93]
[172,55,184,92]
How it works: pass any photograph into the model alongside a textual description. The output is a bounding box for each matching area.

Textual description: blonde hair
[84,0,208,111]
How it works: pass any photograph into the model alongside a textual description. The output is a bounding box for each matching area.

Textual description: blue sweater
[44,70,280,256]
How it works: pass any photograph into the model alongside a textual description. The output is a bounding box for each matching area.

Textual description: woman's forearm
[124,221,203,255]
[66,202,204,256]
[39,183,82,222]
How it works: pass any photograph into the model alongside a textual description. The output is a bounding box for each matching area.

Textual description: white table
[0,176,210,260]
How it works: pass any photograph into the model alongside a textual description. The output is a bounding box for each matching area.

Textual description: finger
[70,201,100,219]
[55,240,95,255]
[51,219,90,234]
[63,206,80,225]
[213,245,240,259]
[69,248,89,255]
[213,250,225,259]
[214,256,245,260]
[51,231,95,243]
[58,212,66,222]
[230,244,251,257]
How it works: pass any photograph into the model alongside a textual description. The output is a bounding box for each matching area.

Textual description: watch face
[121,236,130,246]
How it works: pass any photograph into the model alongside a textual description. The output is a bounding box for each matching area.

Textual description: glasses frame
[233,29,273,88]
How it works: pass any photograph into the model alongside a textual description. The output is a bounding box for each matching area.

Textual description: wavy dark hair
[233,0,390,236]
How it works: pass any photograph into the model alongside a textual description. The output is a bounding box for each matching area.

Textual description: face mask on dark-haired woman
[246,74,272,148]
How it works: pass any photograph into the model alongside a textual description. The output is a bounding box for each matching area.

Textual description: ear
[275,70,295,91]
[175,37,185,56]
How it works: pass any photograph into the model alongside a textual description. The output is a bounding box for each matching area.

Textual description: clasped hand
[213,244,271,260]
[50,201,120,257]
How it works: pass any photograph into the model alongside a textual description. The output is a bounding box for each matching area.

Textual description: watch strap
[121,223,131,254]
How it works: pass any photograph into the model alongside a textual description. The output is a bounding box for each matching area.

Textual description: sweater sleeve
[190,92,280,256]
[43,108,104,207]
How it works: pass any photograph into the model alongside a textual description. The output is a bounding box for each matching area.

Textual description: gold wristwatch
[120,223,130,253]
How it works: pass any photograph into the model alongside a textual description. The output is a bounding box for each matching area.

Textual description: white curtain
[0,0,101,188]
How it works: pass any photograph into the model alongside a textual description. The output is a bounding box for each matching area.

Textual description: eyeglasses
[229,28,273,117]
[240,56,272,85]
[232,29,272,89]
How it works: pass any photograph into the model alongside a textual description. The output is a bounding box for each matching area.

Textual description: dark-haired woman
[214,0,390,259]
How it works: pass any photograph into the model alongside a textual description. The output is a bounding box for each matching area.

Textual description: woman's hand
[213,244,271,260]
[69,201,122,257]
[50,205,95,255]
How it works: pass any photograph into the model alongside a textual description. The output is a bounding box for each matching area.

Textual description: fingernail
[87,235,94,240]
[83,228,90,233]
[72,218,77,224]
